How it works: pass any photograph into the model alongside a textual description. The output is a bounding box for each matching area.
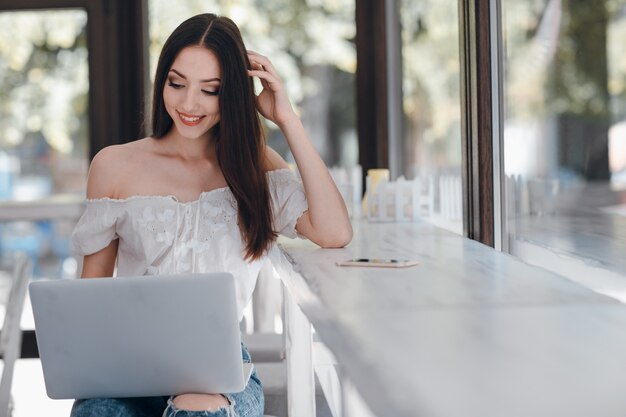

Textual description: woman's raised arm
[247,51,352,248]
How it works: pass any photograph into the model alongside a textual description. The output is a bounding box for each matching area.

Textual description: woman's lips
[178,111,205,126]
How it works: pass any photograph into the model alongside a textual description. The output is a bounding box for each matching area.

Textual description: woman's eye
[202,89,219,96]
[168,81,183,89]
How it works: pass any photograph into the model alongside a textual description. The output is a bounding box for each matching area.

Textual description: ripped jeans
[70,344,264,417]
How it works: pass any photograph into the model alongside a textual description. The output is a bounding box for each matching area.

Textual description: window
[0,9,89,278]
[400,0,463,233]
[502,0,626,295]
[0,10,89,200]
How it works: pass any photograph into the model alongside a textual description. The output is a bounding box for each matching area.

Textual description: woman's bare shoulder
[86,138,156,199]
[90,140,153,174]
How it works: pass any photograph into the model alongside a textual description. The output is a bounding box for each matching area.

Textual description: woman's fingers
[250,61,266,73]
[248,69,281,91]
[247,51,280,79]
[247,53,296,124]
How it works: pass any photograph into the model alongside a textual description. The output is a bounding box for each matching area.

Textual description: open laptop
[29,273,253,399]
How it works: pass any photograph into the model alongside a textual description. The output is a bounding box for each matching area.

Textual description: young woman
[70,13,352,417]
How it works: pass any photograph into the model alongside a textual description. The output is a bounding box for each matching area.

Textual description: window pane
[147,1,357,168]
[502,0,626,286]
[0,10,89,278]
[400,0,463,234]
[0,10,89,200]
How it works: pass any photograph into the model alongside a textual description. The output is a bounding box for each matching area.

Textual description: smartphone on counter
[336,258,419,268]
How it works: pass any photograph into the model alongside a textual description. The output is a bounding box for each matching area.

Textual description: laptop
[29,273,254,399]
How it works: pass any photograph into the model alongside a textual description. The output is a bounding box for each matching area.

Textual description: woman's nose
[181,89,199,112]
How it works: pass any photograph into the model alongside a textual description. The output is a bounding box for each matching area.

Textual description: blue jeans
[70,345,264,417]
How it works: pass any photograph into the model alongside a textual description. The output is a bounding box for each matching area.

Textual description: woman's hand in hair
[247,51,298,127]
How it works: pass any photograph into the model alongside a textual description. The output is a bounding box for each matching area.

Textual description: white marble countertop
[274,220,626,417]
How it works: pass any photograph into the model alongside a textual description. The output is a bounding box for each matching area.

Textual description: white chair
[0,252,33,417]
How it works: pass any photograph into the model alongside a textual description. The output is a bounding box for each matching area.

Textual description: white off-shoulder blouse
[71,168,308,320]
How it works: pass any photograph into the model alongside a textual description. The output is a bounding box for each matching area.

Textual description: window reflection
[502,0,626,278]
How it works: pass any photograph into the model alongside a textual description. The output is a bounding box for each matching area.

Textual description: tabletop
[273,220,626,417]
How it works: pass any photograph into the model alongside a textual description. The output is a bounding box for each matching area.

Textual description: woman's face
[163,46,222,140]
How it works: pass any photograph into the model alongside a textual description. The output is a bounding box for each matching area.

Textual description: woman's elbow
[317,225,353,248]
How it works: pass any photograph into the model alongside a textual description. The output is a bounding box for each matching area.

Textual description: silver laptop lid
[29,273,249,399]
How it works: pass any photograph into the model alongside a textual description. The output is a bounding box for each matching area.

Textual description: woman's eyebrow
[169,69,221,83]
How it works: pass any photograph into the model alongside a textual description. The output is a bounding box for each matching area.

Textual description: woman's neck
[162,129,216,163]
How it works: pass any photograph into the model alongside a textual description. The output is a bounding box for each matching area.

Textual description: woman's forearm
[278,116,353,246]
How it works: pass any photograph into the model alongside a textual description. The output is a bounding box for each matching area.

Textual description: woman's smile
[177,111,206,126]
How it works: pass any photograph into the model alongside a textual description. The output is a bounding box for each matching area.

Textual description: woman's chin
[174,121,219,140]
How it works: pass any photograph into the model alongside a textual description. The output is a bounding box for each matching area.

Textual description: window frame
[458,0,497,247]
[365,0,497,245]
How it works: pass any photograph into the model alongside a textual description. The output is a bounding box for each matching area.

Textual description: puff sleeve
[71,199,121,256]
[268,169,308,239]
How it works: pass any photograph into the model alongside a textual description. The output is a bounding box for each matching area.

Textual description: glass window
[502,0,626,291]
[400,0,463,233]
[0,10,89,278]
[147,1,357,168]
[0,10,89,200]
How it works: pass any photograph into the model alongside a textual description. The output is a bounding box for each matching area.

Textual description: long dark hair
[151,13,276,261]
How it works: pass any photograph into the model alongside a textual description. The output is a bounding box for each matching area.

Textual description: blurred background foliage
[0,10,89,197]
[1,0,625,197]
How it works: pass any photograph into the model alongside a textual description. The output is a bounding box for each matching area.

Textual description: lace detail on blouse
[70,168,308,319]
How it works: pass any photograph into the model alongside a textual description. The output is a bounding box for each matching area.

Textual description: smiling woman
[69,12,352,417]
[145,14,279,261]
